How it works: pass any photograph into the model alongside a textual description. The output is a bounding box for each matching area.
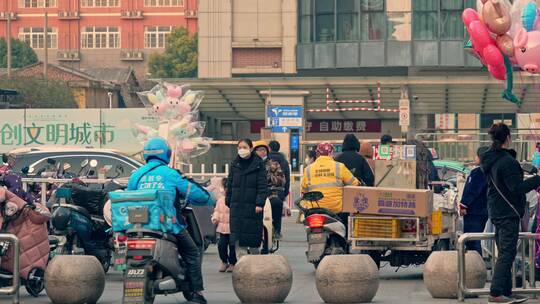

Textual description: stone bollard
[45,255,106,304]
[232,255,293,303]
[424,250,486,299]
[315,254,379,303]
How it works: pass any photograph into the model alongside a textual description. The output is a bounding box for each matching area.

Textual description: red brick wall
[232,48,282,69]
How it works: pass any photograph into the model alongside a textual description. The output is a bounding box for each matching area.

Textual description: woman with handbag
[481,123,540,304]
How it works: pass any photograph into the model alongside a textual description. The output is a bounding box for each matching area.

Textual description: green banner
[0,108,158,155]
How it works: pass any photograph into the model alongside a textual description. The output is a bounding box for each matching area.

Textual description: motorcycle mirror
[90,159,98,168]
[81,159,89,168]
[63,163,72,171]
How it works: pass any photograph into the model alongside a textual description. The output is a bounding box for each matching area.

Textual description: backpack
[267,159,286,188]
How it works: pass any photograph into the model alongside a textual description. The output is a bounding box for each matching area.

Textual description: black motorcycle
[48,162,125,272]
[121,199,205,304]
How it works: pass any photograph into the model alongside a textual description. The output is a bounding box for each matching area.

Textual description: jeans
[175,229,204,292]
[70,211,100,257]
[463,214,489,255]
[270,196,284,235]
[490,217,520,297]
[218,233,237,265]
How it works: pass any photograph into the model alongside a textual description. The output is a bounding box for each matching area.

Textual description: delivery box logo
[353,194,369,212]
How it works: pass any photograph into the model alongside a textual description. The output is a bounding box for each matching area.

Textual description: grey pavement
[6,215,540,304]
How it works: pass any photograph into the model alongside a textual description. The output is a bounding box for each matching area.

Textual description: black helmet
[51,207,71,231]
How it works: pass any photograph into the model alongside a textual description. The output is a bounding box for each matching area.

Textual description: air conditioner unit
[58,11,80,19]
[121,11,131,18]
[0,12,16,20]
[121,50,144,61]
[186,10,197,18]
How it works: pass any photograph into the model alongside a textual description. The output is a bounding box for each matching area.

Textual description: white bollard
[232,255,293,303]
[316,254,379,303]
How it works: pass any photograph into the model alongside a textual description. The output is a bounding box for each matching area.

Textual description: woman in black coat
[225,138,268,256]
[481,123,540,303]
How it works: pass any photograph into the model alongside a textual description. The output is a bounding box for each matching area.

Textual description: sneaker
[226,264,234,273]
[488,295,514,304]
[188,292,207,304]
[218,263,229,273]
[510,294,529,303]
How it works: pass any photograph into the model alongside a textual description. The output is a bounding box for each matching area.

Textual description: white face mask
[262,156,267,161]
[305,158,311,165]
[238,148,251,159]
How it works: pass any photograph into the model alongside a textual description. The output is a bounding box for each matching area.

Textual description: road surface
[7,215,540,304]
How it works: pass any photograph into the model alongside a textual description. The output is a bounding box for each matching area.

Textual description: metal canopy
[160,74,540,120]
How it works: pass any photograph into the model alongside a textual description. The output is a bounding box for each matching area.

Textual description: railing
[416,132,539,162]
[457,232,540,302]
[0,234,20,304]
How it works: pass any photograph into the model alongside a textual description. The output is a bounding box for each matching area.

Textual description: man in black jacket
[335,134,374,186]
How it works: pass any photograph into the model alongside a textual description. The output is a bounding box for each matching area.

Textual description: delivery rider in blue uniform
[127,137,214,304]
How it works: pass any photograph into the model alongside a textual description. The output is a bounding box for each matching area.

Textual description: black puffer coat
[481,148,540,219]
[226,154,268,247]
[334,134,374,186]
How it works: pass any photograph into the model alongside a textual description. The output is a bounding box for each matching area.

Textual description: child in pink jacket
[211,178,236,272]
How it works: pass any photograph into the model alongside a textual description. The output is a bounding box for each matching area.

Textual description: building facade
[198,0,297,78]
[0,0,198,79]
[193,0,540,157]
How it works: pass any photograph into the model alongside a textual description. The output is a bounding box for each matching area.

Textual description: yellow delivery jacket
[301,156,359,213]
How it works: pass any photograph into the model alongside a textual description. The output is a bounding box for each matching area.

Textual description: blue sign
[290,134,299,150]
[267,106,303,133]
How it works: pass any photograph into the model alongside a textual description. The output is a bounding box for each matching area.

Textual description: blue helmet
[143,137,171,163]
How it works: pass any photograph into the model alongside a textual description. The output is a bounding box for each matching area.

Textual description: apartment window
[21,0,57,7]
[81,0,120,7]
[360,0,385,41]
[315,0,335,42]
[337,0,359,41]
[299,0,313,43]
[82,27,120,49]
[144,0,183,6]
[145,26,173,48]
[413,0,438,40]
[18,27,57,49]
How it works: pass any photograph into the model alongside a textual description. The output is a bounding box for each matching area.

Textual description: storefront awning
[159,74,540,120]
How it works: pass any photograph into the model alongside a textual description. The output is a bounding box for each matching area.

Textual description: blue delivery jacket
[460,166,488,216]
[127,159,214,232]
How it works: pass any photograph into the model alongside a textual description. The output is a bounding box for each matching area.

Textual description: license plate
[128,207,149,224]
[308,233,325,243]
[123,268,147,303]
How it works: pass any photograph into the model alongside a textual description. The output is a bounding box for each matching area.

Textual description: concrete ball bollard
[424,250,486,299]
[315,254,379,303]
[45,255,106,304]
[232,255,293,303]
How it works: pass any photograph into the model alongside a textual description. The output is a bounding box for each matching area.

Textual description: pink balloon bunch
[464,0,540,78]
[135,82,212,165]
[463,7,508,80]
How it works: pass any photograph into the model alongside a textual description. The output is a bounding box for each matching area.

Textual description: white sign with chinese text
[0,108,158,154]
[399,99,410,127]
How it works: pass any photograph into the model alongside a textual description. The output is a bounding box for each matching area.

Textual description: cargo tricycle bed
[343,185,459,268]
